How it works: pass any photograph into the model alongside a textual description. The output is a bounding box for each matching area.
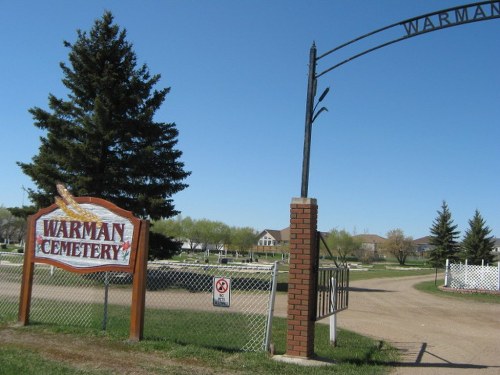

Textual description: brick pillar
[286,197,318,358]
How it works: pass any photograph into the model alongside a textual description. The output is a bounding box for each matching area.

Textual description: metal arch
[300,1,500,198]
[316,1,500,78]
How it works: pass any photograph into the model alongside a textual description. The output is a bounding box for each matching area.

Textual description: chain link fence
[144,261,278,352]
[31,267,132,328]
[0,253,278,352]
[0,252,24,322]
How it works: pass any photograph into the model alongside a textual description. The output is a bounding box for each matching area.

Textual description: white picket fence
[444,259,500,291]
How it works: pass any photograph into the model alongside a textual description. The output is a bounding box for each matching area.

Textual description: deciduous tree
[324,229,361,265]
[382,229,415,265]
[229,227,259,257]
[0,208,26,245]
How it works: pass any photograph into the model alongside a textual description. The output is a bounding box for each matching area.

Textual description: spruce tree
[18,12,189,220]
[461,210,495,265]
[428,201,460,268]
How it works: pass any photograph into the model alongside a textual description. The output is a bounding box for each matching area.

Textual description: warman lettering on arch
[402,1,500,36]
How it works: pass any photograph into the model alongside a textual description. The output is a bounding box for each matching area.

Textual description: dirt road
[3,272,499,374]
[277,274,500,374]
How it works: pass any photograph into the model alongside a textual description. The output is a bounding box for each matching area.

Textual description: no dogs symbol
[213,277,231,307]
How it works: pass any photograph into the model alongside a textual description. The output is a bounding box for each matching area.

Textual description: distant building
[493,238,500,254]
[413,236,434,254]
[257,227,290,247]
[353,234,386,256]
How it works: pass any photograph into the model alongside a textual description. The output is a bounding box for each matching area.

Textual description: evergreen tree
[18,12,189,220]
[428,201,460,268]
[148,232,181,260]
[461,210,495,265]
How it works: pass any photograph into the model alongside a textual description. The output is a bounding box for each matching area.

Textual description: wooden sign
[31,185,141,273]
[18,184,149,341]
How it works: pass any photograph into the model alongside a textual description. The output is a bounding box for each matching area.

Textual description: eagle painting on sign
[18,184,150,341]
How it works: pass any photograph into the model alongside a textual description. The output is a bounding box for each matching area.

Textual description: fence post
[444,259,449,287]
[329,277,337,347]
[464,259,468,286]
[129,220,150,342]
[102,271,109,331]
[481,260,485,288]
[264,261,279,352]
[497,262,500,291]
[18,215,35,326]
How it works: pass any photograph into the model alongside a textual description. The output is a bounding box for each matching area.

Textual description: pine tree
[18,12,189,220]
[461,210,495,265]
[428,201,460,268]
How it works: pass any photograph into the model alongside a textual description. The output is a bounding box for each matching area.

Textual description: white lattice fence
[445,260,500,291]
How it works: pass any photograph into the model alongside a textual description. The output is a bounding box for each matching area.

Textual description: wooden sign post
[18,185,149,341]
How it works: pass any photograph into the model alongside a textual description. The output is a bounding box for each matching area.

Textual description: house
[353,234,386,255]
[413,236,434,254]
[257,227,290,247]
[257,230,387,253]
[493,238,500,254]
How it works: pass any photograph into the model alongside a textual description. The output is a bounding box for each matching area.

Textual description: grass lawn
[0,304,399,375]
[414,280,500,304]
[0,245,23,253]
[1,254,436,374]
[349,265,435,282]
[272,259,436,291]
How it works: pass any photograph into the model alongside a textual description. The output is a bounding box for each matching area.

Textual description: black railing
[314,231,349,320]
[315,266,349,321]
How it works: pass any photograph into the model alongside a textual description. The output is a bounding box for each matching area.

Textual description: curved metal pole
[317,1,499,77]
[300,43,317,198]
[300,1,499,197]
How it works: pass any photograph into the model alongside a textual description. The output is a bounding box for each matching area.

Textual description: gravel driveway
[292,274,500,375]
[4,270,499,374]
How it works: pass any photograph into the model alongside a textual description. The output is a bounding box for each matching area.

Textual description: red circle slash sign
[216,278,229,293]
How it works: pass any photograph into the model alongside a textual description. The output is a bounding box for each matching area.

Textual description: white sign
[31,185,139,272]
[213,277,231,307]
[34,204,135,269]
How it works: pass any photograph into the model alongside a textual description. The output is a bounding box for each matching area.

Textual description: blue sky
[1,1,499,239]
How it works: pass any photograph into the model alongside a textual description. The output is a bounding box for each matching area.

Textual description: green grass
[414,280,500,304]
[0,245,23,253]
[0,302,399,375]
[1,255,430,373]
[349,266,435,282]
[0,347,106,375]
[275,259,435,290]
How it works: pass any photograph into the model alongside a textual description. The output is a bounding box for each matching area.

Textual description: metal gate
[316,266,349,320]
[315,232,349,320]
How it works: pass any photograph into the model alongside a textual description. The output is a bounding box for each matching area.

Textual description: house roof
[258,227,290,242]
[280,227,290,242]
[353,234,386,244]
[413,236,431,244]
